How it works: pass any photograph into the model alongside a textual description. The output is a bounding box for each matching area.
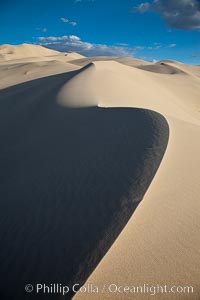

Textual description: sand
[70,56,150,67]
[0,44,200,300]
[0,43,60,61]
[72,57,200,300]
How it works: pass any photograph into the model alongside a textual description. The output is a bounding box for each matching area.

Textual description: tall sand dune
[72,60,200,300]
[0,70,169,299]
[0,44,200,299]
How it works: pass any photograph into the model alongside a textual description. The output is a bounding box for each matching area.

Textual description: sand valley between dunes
[0,44,200,300]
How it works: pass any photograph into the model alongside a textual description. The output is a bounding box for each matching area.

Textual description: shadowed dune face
[137,62,186,75]
[0,72,169,300]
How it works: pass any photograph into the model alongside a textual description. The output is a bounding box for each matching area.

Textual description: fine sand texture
[0,71,168,300]
[0,44,200,300]
[72,61,200,300]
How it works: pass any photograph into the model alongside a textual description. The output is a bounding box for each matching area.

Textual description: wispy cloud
[70,21,77,27]
[116,43,130,47]
[132,2,150,13]
[36,27,47,33]
[132,0,200,30]
[146,42,176,50]
[37,35,177,57]
[37,35,142,57]
[147,43,162,50]
[167,43,176,48]
[60,17,77,26]
[38,35,81,43]
[60,17,69,23]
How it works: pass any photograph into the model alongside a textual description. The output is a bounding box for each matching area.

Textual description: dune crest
[58,60,200,123]
[57,63,98,107]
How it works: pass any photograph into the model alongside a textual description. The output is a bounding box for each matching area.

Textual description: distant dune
[70,56,150,67]
[0,43,85,64]
[0,43,60,60]
[137,61,186,74]
[0,44,200,300]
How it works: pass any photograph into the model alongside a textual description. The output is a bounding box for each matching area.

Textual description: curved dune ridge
[57,63,98,107]
[0,70,169,300]
[0,44,200,300]
[57,60,200,123]
[72,60,200,299]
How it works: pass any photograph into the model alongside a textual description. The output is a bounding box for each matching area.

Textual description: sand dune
[0,43,60,60]
[70,56,149,67]
[0,70,168,300]
[0,43,85,66]
[137,61,186,74]
[58,60,200,123]
[0,44,200,300]
[0,45,85,90]
[0,60,80,89]
[57,63,98,107]
[71,59,200,300]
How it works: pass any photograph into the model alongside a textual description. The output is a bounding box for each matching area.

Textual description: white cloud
[146,42,176,50]
[166,43,176,48]
[60,17,69,23]
[132,2,150,13]
[38,35,81,42]
[116,43,129,47]
[60,17,77,26]
[37,35,142,57]
[37,35,177,57]
[70,21,77,27]
[147,43,162,50]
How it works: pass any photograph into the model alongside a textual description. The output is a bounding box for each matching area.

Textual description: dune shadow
[137,62,186,75]
[0,72,169,300]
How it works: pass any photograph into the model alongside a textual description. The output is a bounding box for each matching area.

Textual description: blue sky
[0,0,200,63]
